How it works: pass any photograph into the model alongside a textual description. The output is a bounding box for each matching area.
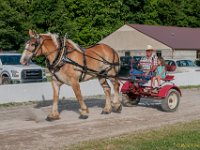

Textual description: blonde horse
[20,30,122,120]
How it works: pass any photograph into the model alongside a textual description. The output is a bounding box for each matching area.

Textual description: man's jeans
[130,69,153,81]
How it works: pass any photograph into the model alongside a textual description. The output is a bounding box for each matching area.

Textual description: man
[130,45,158,81]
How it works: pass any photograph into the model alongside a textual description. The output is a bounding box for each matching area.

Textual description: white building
[100,24,200,59]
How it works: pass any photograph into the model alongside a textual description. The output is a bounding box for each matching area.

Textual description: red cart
[120,70,181,112]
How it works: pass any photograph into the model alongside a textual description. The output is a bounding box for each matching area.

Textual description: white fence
[171,72,200,86]
[0,72,200,104]
[0,80,107,104]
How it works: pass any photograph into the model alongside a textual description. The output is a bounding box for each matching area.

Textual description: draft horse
[20,30,122,120]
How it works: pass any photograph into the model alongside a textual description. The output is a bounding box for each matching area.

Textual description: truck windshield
[0,55,32,65]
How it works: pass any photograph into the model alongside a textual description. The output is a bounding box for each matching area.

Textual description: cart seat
[162,75,174,82]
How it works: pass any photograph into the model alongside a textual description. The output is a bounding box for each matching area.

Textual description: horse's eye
[31,43,36,46]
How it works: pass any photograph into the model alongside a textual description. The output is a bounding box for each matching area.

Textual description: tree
[63,0,124,46]
[0,0,26,51]
[1,0,200,54]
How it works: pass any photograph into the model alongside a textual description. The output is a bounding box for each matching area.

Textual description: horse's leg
[71,79,89,119]
[46,79,62,121]
[110,78,122,113]
[98,77,112,114]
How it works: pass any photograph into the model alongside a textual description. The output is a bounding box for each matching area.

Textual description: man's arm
[144,69,150,76]
[151,65,157,72]
[145,56,158,76]
[151,55,158,72]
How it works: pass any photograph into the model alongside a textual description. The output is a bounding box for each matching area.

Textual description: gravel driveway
[0,88,200,150]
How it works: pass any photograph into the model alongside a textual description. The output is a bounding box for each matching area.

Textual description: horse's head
[20,30,45,65]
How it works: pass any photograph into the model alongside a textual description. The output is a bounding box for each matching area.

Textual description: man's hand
[138,63,142,70]
[151,65,157,72]
[144,71,149,77]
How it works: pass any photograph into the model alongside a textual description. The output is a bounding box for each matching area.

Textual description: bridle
[25,35,46,58]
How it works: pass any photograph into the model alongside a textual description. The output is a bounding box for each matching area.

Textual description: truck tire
[1,76,11,84]
[161,89,180,112]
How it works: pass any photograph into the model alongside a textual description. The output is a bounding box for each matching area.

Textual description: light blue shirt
[157,66,166,79]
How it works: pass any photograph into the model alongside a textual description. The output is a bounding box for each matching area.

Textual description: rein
[26,36,58,59]
[25,36,45,57]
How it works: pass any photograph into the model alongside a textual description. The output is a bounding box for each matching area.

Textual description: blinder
[25,36,43,58]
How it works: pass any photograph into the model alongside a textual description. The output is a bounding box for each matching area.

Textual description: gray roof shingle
[129,24,200,50]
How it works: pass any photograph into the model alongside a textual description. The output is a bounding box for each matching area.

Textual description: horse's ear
[29,29,38,38]
[29,29,34,37]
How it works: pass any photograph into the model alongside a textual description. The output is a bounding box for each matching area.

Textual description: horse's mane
[40,33,60,48]
[66,39,82,52]
[41,33,82,52]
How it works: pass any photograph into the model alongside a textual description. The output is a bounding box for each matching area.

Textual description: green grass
[179,85,200,89]
[65,120,200,150]
[0,101,38,108]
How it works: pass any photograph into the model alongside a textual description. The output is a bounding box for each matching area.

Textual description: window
[165,60,176,67]
[165,60,176,72]
[0,55,33,65]
[176,60,195,67]
[125,51,130,56]
[197,50,200,58]
[0,55,22,65]
[156,51,162,57]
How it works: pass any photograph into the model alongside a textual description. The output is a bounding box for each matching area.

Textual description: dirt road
[0,89,200,150]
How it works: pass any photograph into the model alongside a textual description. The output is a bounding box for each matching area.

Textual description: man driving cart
[130,45,158,81]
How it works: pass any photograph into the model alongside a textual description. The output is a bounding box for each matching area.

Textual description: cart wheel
[161,89,180,112]
[122,93,140,107]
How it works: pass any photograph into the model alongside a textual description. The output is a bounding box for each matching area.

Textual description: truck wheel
[161,89,180,112]
[1,76,11,84]
[122,93,140,107]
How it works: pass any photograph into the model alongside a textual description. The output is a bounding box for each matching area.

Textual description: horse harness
[46,41,119,82]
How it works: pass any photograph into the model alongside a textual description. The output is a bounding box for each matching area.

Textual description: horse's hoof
[79,114,88,119]
[46,115,60,122]
[113,104,122,113]
[101,110,111,115]
[46,116,54,121]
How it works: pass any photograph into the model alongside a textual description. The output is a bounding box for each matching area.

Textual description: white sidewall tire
[161,89,180,112]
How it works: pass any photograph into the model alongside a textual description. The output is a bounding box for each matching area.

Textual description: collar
[46,46,66,72]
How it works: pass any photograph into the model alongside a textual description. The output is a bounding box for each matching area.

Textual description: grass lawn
[65,120,200,150]
[179,85,200,89]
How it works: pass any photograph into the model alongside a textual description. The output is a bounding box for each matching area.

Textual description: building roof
[99,25,171,50]
[129,24,200,50]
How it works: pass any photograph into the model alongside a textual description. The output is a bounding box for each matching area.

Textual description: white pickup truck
[0,53,47,84]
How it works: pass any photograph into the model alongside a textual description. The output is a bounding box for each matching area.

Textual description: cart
[120,70,181,112]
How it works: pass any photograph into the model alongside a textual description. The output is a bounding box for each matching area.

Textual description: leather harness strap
[79,46,87,82]
[46,45,88,82]
[46,41,119,82]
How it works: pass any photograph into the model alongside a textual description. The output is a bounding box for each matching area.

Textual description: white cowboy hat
[146,45,154,50]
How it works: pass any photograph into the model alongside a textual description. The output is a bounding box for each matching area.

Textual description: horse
[20,30,122,120]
